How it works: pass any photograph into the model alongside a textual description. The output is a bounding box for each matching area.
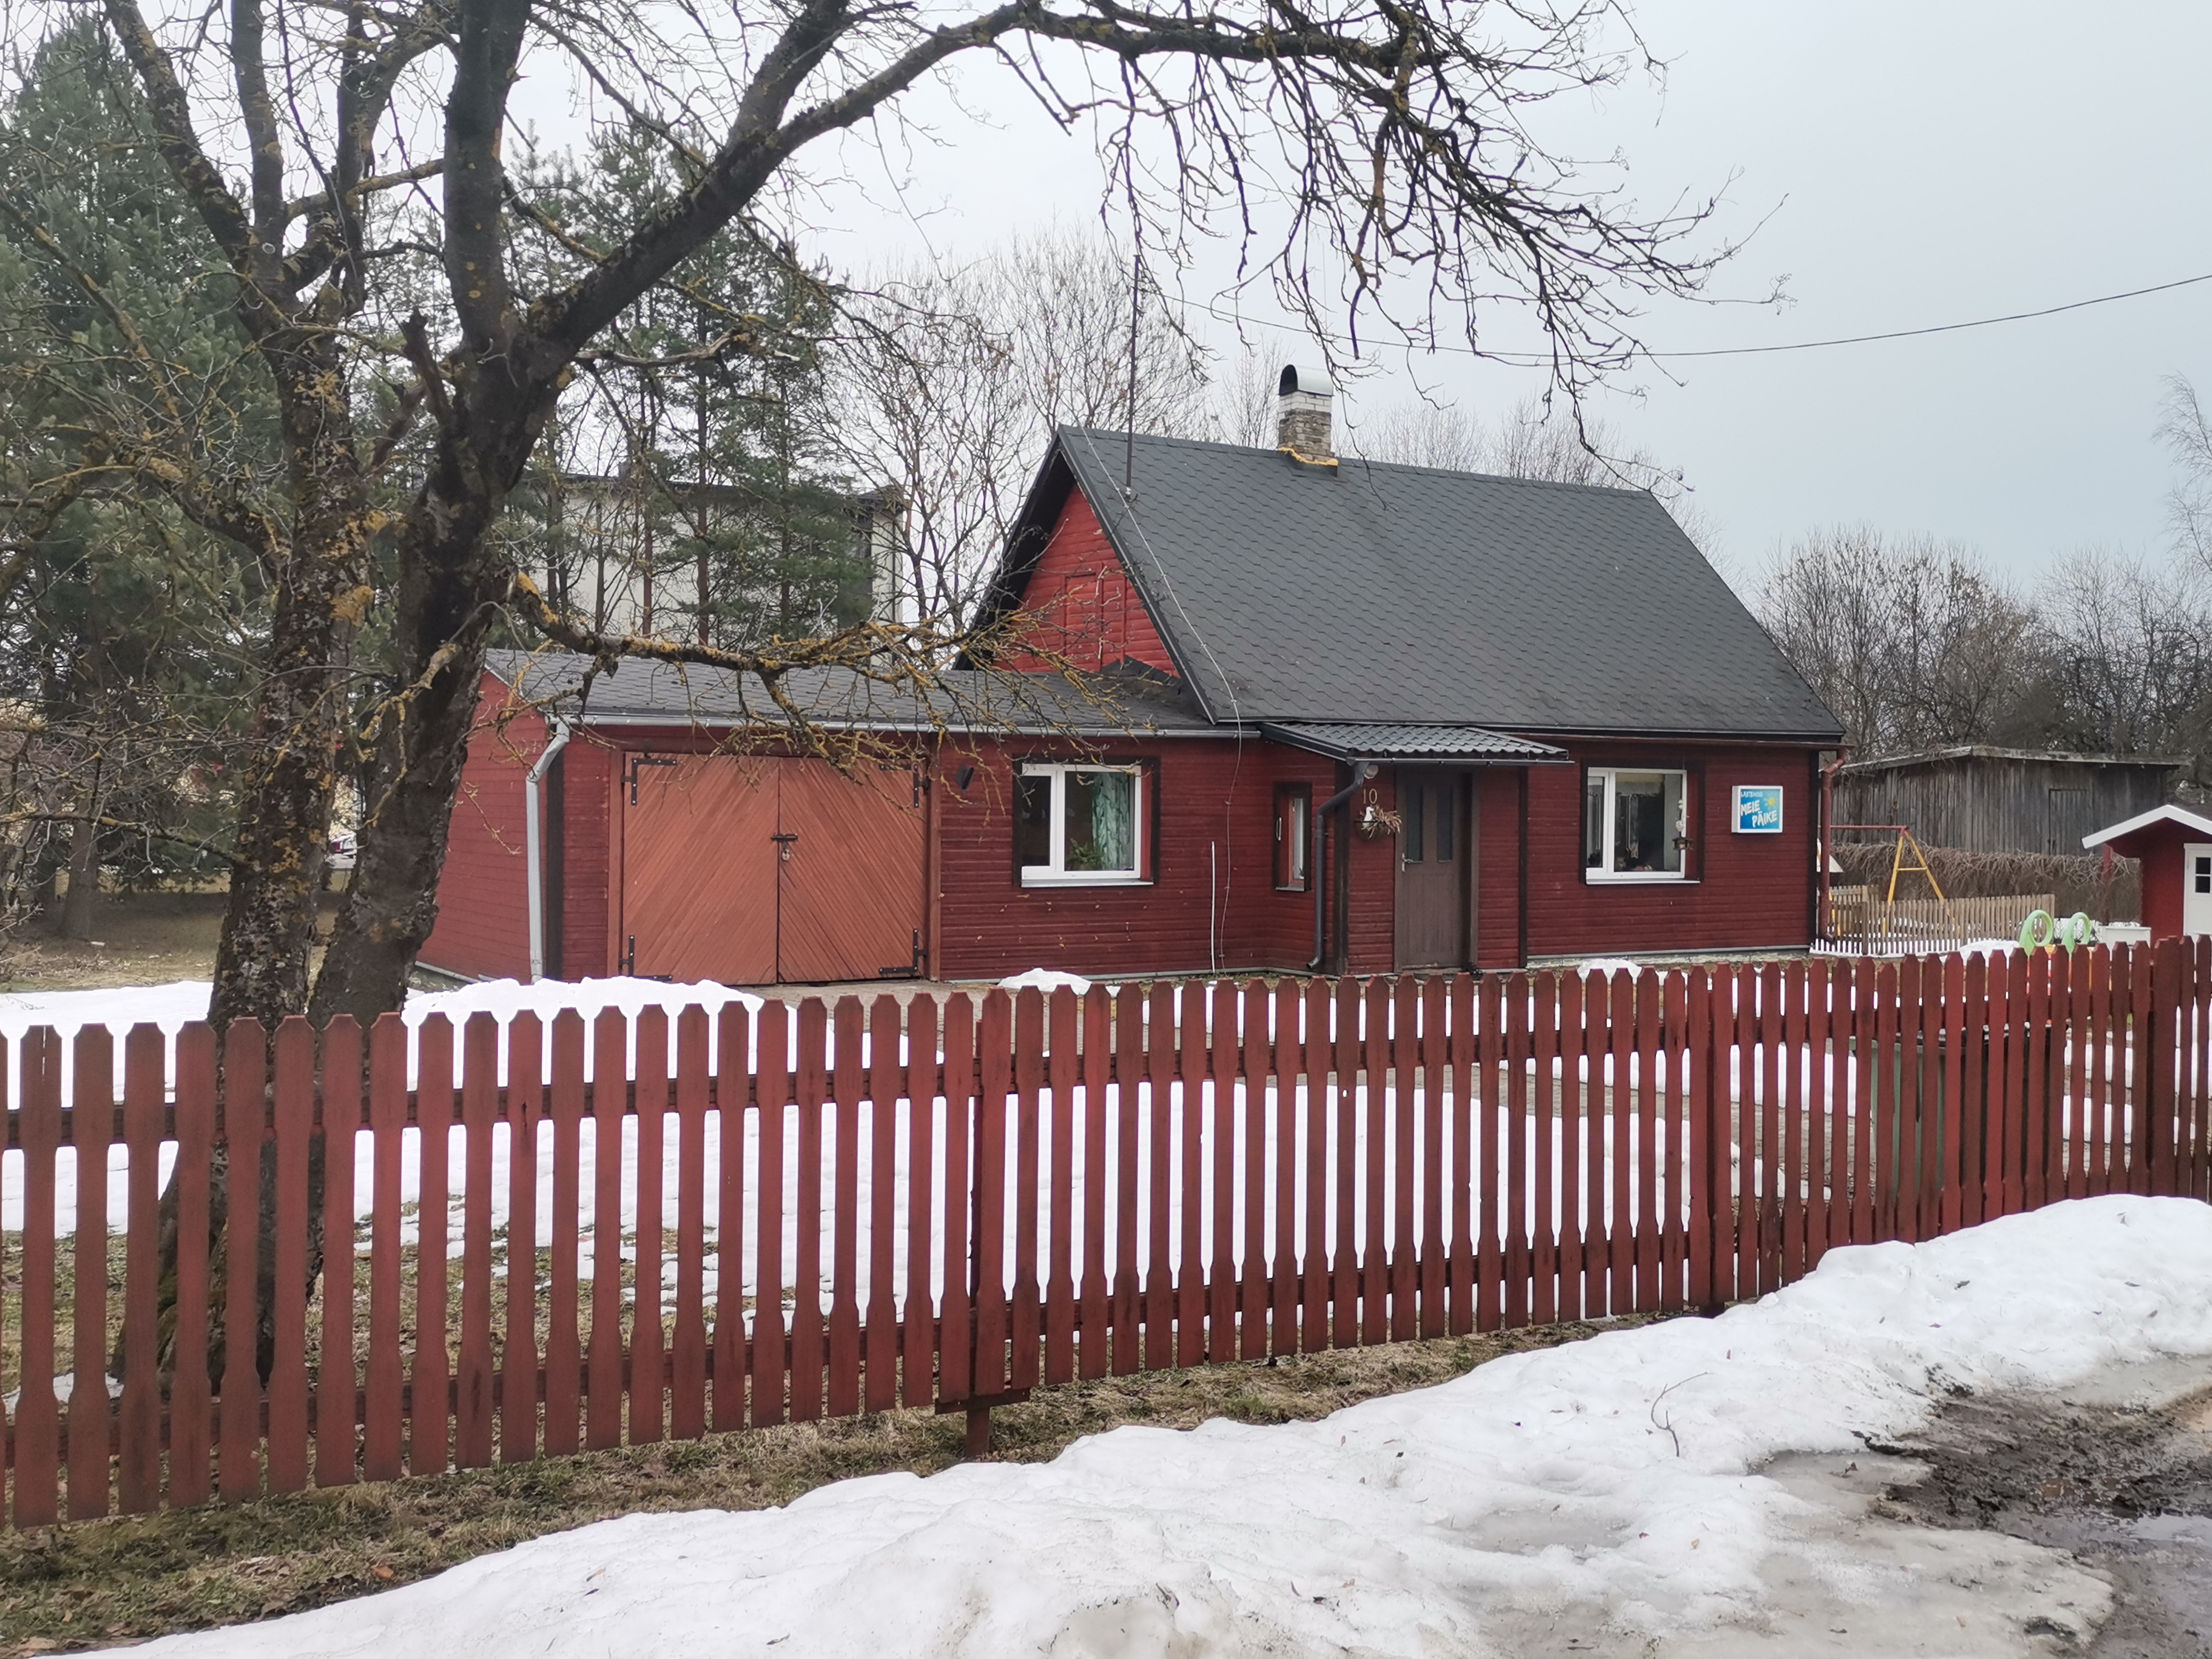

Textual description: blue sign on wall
[1733,784,1783,834]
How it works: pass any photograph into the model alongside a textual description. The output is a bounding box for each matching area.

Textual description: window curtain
[1091,771,1136,870]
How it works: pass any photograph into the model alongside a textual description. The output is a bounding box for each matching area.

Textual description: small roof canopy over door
[2080,802,2212,855]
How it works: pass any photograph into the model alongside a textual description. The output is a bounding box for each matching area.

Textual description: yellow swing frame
[1876,826,1965,949]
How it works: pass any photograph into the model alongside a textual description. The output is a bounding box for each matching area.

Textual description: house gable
[997,485,1178,677]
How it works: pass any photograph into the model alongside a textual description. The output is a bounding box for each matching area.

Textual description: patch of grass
[0,1311,1691,1653]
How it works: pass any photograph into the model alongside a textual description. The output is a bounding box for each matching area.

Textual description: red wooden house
[424,368,1843,985]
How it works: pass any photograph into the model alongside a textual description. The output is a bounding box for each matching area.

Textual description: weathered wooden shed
[1833,746,2182,854]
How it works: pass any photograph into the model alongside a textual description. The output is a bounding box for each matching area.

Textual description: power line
[1654,270,2212,358]
[1180,269,2212,366]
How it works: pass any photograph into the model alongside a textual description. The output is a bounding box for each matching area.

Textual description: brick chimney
[1275,364,1336,463]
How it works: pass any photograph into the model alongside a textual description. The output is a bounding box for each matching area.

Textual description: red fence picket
[503,1011,543,1464]
[119,1025,163,1511]
[4,942,2211,1527]
[320,1017,362,1487]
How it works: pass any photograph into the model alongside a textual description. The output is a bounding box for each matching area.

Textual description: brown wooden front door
[621,756,927,984]
[1394,767,1471,970]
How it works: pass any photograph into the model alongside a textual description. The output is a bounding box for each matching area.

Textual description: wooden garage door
[775,762,927,981]
[623,755,779,983]
[622,754,926,985]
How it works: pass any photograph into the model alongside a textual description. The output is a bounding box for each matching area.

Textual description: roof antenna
[1123,173,1139,501]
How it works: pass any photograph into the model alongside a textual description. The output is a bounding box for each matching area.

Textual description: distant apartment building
[504,470,908,647]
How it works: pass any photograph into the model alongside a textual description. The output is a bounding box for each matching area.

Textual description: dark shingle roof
[484,649,1218,738]
[989,427,1841,742]
[1259,721,1568,764]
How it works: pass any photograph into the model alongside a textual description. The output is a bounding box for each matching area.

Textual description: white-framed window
[1584,767,1690,881]
[1016,762,1146,885]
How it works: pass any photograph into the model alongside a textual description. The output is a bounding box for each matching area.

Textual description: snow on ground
[0,973,2139,1313]
[0,977,1721,1310]
[0,976,764,1066]
[1576,957,1644,978]
[997,967,1095,994]
[0,979,217,1043]
[0,976,761,1249]
[134,1195,2212,1657]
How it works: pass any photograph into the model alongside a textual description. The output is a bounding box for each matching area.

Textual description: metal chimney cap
[1278,363,1335,398]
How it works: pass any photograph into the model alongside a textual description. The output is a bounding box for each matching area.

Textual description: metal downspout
[1309,760,1376,971]
[1818,746,1850,943]
[525,719,574,982]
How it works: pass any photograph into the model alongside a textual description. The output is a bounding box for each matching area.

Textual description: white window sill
[1585,872,1697,886]
[1021,871,1147,888]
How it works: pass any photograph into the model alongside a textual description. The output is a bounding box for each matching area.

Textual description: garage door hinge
[877,928,928,980]
[627,755,679,804]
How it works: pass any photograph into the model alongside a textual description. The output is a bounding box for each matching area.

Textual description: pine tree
[0,22,268,932]
[496,137,870,652]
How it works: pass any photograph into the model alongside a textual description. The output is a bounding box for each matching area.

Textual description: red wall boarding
[998,489,1179,676]
[1476,770,1525,971]
[430,678,1824,984]
[934,736,1344,980]
[420,674,546,981]
[557,739,617,978]
[1342,769,1400,977]
[935,735,1822,982]
[2094,818,2198,942]
[1512,744,1819,960]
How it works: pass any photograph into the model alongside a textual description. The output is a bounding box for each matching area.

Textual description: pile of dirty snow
[135,1195,2212,1657]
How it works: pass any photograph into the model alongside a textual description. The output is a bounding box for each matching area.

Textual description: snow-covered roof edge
[2081,801,2212,849]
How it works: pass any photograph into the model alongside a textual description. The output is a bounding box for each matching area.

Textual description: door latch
[772,831,798,863]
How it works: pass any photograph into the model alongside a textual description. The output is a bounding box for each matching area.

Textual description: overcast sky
[779,0,2212,591]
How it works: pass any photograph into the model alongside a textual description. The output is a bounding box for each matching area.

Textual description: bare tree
[2034,549,2212,778]
[0,0,1728,1043]
[828,231,1213,627]
[1210,345,1285,452]
[1758,527,2039,757]
[1352,390,1721,555]
[1351,394,1491,471]
[2160,373,2212,572]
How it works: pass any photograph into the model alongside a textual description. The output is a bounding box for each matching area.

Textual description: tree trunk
[56,809,97,941]
[310,360,560,1024]
[308,622,495,1023]
[204,336,374,1036]
[30,860,59,925]
[135,331,373,1382]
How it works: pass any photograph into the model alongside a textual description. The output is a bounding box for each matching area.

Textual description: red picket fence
[2,940,2209,1527]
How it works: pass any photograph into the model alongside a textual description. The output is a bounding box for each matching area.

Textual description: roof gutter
[1309,760,1377,972]
[525,718,574,982]
[544,710,1225,738]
